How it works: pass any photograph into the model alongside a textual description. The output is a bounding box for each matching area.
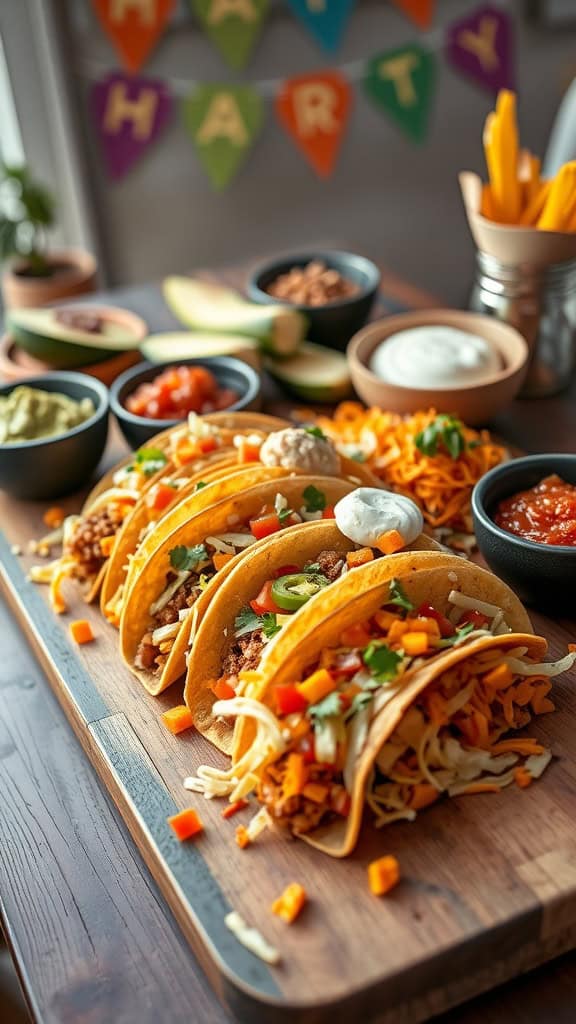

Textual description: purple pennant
[91,73,172,180]
[445,4,514,95]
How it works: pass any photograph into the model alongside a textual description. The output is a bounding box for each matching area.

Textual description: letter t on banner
[364,45,436,144]
[445,4,515,94]
[276,72,351,178]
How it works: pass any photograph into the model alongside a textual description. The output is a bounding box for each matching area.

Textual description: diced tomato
[458,608,489,630]
[212,678,236,701]
[237,438,261,463]
[146,482,176,512]
[331,650,363,676]
[321,506,336,519]
[330,786,351,816]
[250,580,283,615]
[125,365,238,421]
[417,602,455,638]
[197,435,217,454]
[249,513,282,540]
[273,564,301,578]
[275,684,308,717]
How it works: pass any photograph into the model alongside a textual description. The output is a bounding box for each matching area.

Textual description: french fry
[495,90,522,222]
[519,179,551,226]
[483,112,505,222]
[538,161,576,231]
[481,183,497,220]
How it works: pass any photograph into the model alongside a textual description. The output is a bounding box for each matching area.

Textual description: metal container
[470,250,576,397]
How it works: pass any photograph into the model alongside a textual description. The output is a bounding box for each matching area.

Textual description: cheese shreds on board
[224,911,281,965]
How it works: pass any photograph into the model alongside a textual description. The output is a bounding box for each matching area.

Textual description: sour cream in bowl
[335,488,424,548]
[370,325,502,389]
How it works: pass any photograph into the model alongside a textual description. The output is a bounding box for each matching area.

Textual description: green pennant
[183,85,264,190]
[364,45,436,144]
[192,0,268,70]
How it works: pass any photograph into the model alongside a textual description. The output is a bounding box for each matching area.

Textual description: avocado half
[264,341,352,402]
[9,306,146,369]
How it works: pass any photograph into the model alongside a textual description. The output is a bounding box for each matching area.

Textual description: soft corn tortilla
[120,475,359,695]
[185,521,442,753]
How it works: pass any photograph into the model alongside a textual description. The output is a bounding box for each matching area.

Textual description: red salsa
[126,365,238,420]
[494,474,576,546]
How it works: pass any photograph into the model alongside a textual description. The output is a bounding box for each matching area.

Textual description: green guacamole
[0,385,95,444]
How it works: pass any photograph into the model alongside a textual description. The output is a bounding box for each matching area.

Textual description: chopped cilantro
[437,620,475,648]
[415,414,467,460]
[302,484,327,512]
[169,543,208,572]
[194,480,208,492]
[363,641,403,682]
[135,447,168,476]
[278,506,294,523]
[234,607,281,640]
[387,578,414,613]
[308,691,341,722]
[261,612,281,640]
[305,562,321,573]
[304,425,327,440]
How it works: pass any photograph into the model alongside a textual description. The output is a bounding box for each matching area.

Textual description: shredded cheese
[224,912,281,965]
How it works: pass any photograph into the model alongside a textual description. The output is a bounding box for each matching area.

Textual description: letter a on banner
[91,73,173,179]
[276,72,351,178]
[286,0,356,53]
[183,85,264,190]
[192,0,269,70]
[445,4,515,94]
[364,45,436,144]
[92,0,175,74]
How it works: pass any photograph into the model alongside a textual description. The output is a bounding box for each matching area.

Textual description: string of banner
[90,0,514,189]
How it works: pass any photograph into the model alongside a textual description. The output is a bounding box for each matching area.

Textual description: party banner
[92,0,175,74]
[286,0,356,53]
[92,72,173,179]
[391,0,435,31]
[276,71,351,178]
[183,85,264,190]
[364,45,436,144]
[445,4,514,94]
[192,0,268,70]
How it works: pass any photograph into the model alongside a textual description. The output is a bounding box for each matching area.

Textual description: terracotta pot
[1,248,97,310]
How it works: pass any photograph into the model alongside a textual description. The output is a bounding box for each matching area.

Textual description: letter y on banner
[91,73,173,179]
[276,72,351,178]
[445,4,515,94]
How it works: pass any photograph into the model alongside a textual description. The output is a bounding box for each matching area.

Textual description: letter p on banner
[276,72,351,178]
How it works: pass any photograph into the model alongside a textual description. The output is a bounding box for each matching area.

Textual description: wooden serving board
[2,483,576,1024]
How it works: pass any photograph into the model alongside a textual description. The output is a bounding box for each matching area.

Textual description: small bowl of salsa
[472,453,576,610]
[110,356,261,448]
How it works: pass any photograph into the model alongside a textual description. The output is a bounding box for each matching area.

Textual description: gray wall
[64,0,576,305]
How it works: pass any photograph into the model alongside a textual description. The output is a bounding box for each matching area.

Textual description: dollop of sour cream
[334,489,424,548]
[370,326,502,389]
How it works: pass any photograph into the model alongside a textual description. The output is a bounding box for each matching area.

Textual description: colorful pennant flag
[183,85,264,190]
[286,0,355,53]
[364,45,436,144]
[276,71,351,178]
[192,0,268,70]
[390,0,435,31]
[91,72,173,179]
[445,4,514,94]
[92,0,175,74]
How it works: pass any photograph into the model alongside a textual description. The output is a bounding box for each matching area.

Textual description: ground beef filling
[304,549,345,582]
[134,571,211,673]
[221,629,267,678]
[258,759,335,834]
[66,503,126,580]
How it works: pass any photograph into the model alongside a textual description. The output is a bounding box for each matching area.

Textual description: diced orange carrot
[43,506,65,529]
[458,783,502,795]
[409,616,441,637]
[346,547,375,569]
[514,767,533,789]
[387,620,410,644]
[271,883,307,924]
[100,535,115,557]
[302,782,329,804]
[569,643,576,653]
[212,677,236,701]
[213,552,235,571]
[490,738,544,756]
[69,620,94,645]
[339,622,371,648]
[221,799,249,820]
[237,438,261,463]
[402,631,429,656]
[283,753,308,799]
[297,668,336,705]
[161,705,194,735]
[376,529,405,555]
[368,855,400,897]
[483,663,514,689]
[409,783,439,811]
[168,808,203,841]
[373,609,400,632]
[235,825,251,849]
[174,440,199,465]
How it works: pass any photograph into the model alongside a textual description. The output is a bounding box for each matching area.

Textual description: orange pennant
[93,0,175,75]
[276,71,351,179]
[390,0,434,31]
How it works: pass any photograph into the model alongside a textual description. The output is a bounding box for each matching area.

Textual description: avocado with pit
[9,307,144,368]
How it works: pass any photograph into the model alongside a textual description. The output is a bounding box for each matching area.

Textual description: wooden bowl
[0,333,141,387]
[347,310,528,426]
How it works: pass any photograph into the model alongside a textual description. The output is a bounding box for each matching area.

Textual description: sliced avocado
[265,341,352,403]
[163,276,306,358]
[141,331,262,371]
[9,307,143,369]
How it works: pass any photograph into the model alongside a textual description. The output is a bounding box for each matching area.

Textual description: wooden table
[2,266,576,1024]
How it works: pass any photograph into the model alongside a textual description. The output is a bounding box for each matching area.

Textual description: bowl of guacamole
[0,372,109,499]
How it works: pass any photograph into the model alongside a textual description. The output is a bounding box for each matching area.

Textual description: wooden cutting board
[1,482,576,1024]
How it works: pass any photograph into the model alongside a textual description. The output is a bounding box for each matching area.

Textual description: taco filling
[134,488,337,675]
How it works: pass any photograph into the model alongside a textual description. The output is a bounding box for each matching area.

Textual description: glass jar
[470,250,576,397]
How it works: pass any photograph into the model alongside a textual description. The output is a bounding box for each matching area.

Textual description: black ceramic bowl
[472,453,576,611]
[247,251,381,352]
[110,356,262,449]
[0,372,109,500]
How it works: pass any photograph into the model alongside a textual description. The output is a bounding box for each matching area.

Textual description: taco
[120,475,359,695]
[184,558,567,858]
[184,518,442,753]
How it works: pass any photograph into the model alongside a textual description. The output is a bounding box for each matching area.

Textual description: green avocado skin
[9,311,135,368]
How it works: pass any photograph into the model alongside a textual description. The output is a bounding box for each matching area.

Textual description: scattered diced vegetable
[69,619,94,645]
[271,883,307,924]
[368,855,400,897]
[376,529,405,555]
[161,705,195,735]
[346,547,374,569]
[167,808,203,841]
[297,668,336,705]
[212,678,236,701]
[43,506,65,529]
[221,799,249,819]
